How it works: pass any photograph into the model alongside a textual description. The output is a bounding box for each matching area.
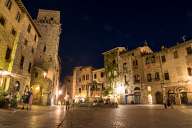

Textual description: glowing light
[43,72,47,78]
[58,90,62,95]
[36,86,40,90]
[148,94,153,104]
[116,85,125,94]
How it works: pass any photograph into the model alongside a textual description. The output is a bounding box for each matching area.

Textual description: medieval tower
[31,9,61,105]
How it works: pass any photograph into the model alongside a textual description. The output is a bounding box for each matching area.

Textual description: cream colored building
[0,0,40,95]
[31,9,61,105]
[72,66,94,100]
[103,40,192,105]
[103,44,153,104]
[92,68,105,97]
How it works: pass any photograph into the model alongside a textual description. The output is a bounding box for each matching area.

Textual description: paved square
[0,105,192,128]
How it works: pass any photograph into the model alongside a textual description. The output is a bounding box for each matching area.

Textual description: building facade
[0,0,40,96]
[103,40,192,104]
[31,9,61,105]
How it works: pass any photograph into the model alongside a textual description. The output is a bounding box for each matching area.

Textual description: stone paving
[1,105,192,128]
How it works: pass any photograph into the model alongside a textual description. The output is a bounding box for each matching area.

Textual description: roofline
[15,0,41,37]
[102,47,126,55]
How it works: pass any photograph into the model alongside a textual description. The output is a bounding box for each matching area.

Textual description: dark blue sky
[22,0,192,79]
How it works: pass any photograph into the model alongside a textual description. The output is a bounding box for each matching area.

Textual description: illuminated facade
[31,9,61,105]
[0,0,40,95]
[103,40,192,104]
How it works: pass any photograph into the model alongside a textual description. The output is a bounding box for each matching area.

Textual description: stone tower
[31,9,61,105]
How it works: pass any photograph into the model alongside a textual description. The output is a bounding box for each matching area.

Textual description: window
[164,72,170,80]
[5,0,12,10]
[0,16,6,26]
[83,75,85,81]
[86,74,89,80]
[79,88,81,93]
[43,45,46,52]
[161,55,166,63]
[124,75,127,83]
[112,60,116,65]
[35,72,38,78]
[133,60,138,66]
[94,74,97,79]
[31,47,34,54]
[101,72,104,78]
[28,62,32,73]
[186,47,192,55]
[24,39,28,45]
[147,73,152,82]
[134,75,140,83]
[187,68,192,76]
[11,28,16,36]
[5,47,12,61]
[173,51,178,58]
[123,63,127,69]
[151,56,155,63]
[15,12,21,22]
[34,35,37,42]
[20,56,24,69]
[27,24,31,33]
[155,72,160,81]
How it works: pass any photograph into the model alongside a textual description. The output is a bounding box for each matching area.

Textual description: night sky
[22,0,192,80]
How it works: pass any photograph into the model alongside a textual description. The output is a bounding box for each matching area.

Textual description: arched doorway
[168,90,176,104]
[134,87,141,104]
[176,87,188,104]
[155,91,163,104]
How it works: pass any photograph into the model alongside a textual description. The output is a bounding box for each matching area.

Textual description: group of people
[21,86,33,110]
[163,96,174,109]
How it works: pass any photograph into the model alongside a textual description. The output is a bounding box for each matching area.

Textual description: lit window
[5,0,12,10]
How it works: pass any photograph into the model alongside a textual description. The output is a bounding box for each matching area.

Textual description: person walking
[163,96,167,109]
[64,93,70,110]
[28,89,33,110]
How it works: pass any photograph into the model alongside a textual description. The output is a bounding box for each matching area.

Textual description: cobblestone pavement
[1,105,192,128]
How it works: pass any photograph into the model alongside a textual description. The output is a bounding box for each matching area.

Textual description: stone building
[142,40,192,105]
[103,40,192,105]
[0,0,40,96]
[31,9,61,105]
[72,66,94,101]
[92,68,105,97]
[102,44,153,104]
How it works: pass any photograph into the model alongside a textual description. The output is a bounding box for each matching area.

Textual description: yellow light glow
[43,72,47,78]
[116,85,125,94]
[58,90,62,95]
[36,86,40,90]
